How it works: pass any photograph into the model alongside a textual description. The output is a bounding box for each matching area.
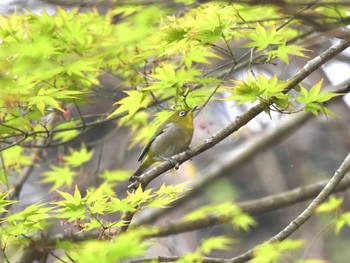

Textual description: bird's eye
[178,111,186,117]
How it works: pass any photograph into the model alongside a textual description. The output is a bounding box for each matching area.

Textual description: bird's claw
[127,176,143,190]
[162,156,180,170]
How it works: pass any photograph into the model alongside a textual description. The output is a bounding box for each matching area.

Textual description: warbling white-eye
[129,106,197,182]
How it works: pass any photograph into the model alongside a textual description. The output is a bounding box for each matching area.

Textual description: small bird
[129,106,197,182]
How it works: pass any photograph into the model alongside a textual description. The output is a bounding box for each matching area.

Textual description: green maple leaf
[108,90,149,119]
[41,165,77,189]
[267,43,309,64]
[295,80,342,116]
[64,145,93,167]
[243,23,283,51]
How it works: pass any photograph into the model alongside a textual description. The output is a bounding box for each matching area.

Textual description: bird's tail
[129,155,154,182]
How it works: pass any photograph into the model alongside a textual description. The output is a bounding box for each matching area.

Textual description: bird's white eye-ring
[178,111,186,117]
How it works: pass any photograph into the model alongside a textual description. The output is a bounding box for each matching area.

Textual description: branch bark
[141,173,350,238]
[230,152,350,263]
[125,152,350,263]
[127,38,350,189]
[136,82,350,226]
[18,171,350,263]
[122,38,350,232]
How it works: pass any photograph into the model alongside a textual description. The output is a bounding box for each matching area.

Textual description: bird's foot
[157,155,181,170]
[156,155,171,162]
[128,175,138,182]
[127,175,145,190]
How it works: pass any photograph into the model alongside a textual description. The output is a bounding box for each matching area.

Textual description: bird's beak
[190,105,198,112]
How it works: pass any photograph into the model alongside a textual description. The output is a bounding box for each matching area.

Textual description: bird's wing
[137,124,167,162]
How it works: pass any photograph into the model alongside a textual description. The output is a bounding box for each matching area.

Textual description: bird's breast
[150,123,193,159]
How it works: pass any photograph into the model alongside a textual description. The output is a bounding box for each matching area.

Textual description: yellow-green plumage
[129,107,196,182]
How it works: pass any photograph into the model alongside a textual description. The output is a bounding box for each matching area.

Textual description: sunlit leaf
[64,145,94,167]
[316,195,343,213]
[108,90,150,119]
[252,239,304,263]
[41,165,77,189]
[242,23,283,51]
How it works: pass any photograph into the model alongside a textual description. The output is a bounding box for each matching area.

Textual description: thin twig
[136,81,350,225]
[124,38,350,233]
[231,152,350,263]
[127,38,350,190]
[124,152,350,263]
[74,100,87,129]
[140,173,350,238]
[13,171,350,263]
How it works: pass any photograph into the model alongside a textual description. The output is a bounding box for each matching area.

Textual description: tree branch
[140,173,350,238]
[230,152,350,263]
[127,38,350,190]
[122,38,350,232]
[136,82,350,225]
[18,171,350,263]
[124,153,350,262]
[127,255,227,263]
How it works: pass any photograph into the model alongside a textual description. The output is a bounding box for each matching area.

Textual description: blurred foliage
[0,1,349,262]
